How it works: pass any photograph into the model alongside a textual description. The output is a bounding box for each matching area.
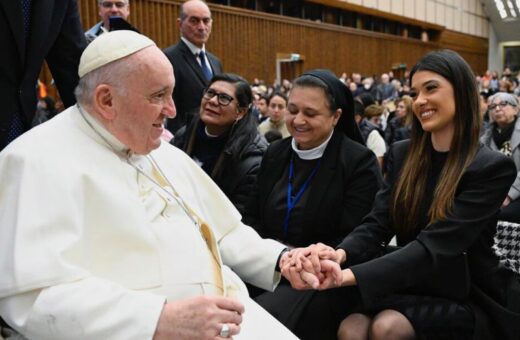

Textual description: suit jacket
[0,0,86,150]
[339,140,519,340]
[244,130,383,247]
[163,39,222,133]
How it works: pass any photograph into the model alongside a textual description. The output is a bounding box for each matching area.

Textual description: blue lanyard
[283,156,321,237]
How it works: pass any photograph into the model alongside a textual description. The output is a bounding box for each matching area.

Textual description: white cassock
[0,106,298,340]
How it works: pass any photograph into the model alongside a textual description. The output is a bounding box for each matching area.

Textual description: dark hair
[208,73,252,110]
[205,73,259,161]
[391,49,481,231]
[264,130,283,143]
[357,93,375,108]
[267,91,287,106]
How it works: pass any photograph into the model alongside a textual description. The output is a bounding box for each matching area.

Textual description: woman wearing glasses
[481,92,520,223]
[173,73,267,214]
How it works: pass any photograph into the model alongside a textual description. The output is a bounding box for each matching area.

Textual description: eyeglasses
[203,88,234,106]
[489,102,514,111]
[100,1,127,8]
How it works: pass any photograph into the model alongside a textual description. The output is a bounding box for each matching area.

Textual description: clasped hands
[279,243,349,290]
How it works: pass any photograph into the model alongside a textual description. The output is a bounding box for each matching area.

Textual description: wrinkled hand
[502,196,512,208]
[281,243,345,290]
[287,243,339,274]
[153,295,244,340]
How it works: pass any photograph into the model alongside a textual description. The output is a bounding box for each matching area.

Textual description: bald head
[178,0,212,48]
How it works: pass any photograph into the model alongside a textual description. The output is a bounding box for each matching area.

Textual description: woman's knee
[337,313,371,340]
[369,310,415,340]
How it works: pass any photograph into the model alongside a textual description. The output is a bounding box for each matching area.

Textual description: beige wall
[337,0,489,37]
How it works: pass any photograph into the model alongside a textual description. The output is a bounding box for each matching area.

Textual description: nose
[164,96,176,119]
[292,112,305,125]
[207,94,220,106]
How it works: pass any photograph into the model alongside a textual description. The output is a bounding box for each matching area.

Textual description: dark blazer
[0,0,85,149]
[173,117,268,215]
[244,130,383,248]
[163,40,222,133]
[339,140,520,340]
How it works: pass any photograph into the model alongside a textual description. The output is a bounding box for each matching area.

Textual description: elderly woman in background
[245,69,382,339]
[173,73,267,214]
[481,92,520,223]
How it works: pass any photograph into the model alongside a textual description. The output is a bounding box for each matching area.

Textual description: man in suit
[164,0,222,133]
[0,0,86,151]
[85,0,131,43]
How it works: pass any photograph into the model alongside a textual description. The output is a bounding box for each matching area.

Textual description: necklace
[77,104,200,230]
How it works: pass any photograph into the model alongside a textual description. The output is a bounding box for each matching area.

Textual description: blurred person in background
[481,92,520,223]
[258,91,290,138]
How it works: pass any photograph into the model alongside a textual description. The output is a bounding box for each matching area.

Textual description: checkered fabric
[494,221,520,274]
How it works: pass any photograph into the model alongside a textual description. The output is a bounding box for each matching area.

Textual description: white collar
[77,104,131,157]
[181,37,205,56]
[291,130,334,160]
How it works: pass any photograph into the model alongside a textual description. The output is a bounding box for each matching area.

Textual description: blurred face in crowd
[98,0,130,29]
[200,81,244,135]
[178,0,212,48]
[286,86,341,150]
[268,94,287,124]
[396,100,407,119]
[490,97,518,129]
[410,70,456,139]
[107,47,176,154]
[257,97,268,117]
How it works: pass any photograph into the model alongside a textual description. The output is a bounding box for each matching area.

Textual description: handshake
[279,243,356,291]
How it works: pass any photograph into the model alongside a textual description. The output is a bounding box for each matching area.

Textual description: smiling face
[286,86,341,150]
[200,80,241,135]
[178,0,212,48]
[410,70,456,144]
[108,47,176,154]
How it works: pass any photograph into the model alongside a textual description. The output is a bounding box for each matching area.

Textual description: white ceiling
[480,0,520,41]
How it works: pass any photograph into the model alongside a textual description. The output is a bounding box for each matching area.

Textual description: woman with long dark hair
[173,73,266,214]
[282,50,520,340]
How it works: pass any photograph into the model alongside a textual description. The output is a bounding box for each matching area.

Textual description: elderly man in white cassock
[0,30,297,340]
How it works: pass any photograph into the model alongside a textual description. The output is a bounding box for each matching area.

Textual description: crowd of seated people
[2,9,520,337]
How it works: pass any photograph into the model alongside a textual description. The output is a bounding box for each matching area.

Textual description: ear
[176,17,182,30]
[236,107,247,121]
[93,84,117,121]
[332,108,342,126]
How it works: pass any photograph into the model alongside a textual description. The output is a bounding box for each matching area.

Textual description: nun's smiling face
[286,86,341,150]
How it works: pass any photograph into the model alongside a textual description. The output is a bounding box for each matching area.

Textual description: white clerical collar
[78,104,130,157]
[181,37,206,55]
[291,130,334,160]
